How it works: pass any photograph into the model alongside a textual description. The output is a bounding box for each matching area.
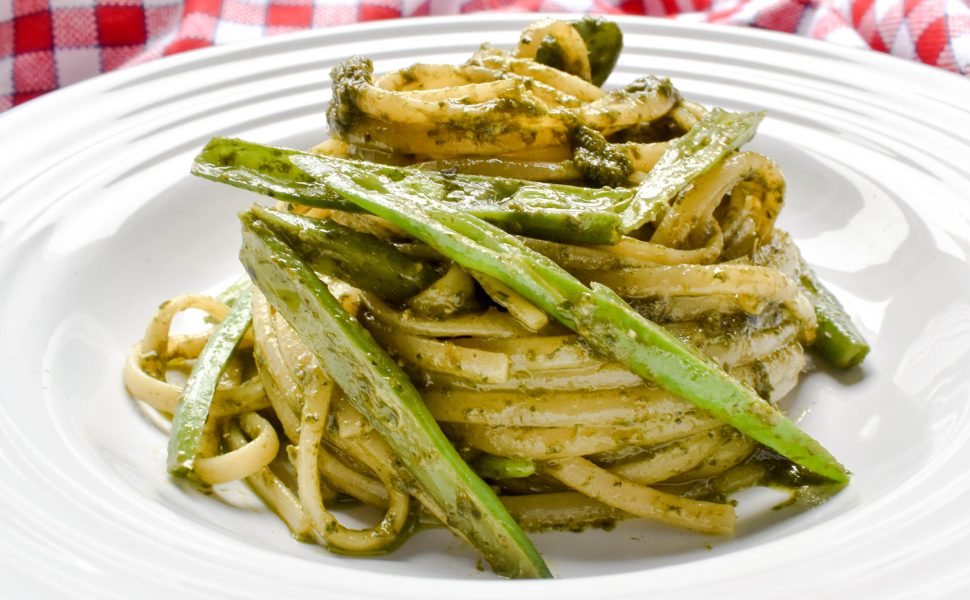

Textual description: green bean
[167,285,253,479]
[798,258,870,369]
[304,164,848,484]
[618,109,763,233]
[472,454,537,480]
[215,275,252,308]
[250,205,438,303]
[194,137,628,244]
[237,213,551,579]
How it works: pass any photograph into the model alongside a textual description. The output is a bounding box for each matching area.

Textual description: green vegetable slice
[250,205,438,303]
[297,162,849,484]
[799,259,870,369]
[238,214,552,579]
[193,137,628,245]
[167,285,253,478]
[618,108,763,233]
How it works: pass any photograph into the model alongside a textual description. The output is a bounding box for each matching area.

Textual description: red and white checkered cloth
[2,0,969,112]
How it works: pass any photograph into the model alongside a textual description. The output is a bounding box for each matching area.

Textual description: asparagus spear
[303,165,848,484]
[250,205,438,303]
[193,137,627,245]
[167,285,253,479]
[237,214,552,579]
[798,259,870,369]
[618,109,763,233]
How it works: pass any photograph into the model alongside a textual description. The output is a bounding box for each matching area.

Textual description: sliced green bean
[167,285,253,479]
[250,205,438,303]
[193,137,627,244]
[472,454,537,480]
[798,258,869,369]
[618,109,763,232]
[238,213,551,579]
[303,165,848,484]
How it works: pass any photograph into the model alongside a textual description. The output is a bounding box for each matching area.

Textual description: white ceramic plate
[2,14,970,599]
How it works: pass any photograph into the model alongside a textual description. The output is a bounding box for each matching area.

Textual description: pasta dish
[123,17,867,579]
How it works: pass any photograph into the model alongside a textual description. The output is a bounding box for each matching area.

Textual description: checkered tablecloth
[2,0,969,112]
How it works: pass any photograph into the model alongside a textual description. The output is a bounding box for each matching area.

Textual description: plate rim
[1,13,970,600]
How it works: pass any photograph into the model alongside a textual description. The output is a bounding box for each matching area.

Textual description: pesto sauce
[534,35,567,72]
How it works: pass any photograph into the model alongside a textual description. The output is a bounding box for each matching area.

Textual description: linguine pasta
[123,17,864,576]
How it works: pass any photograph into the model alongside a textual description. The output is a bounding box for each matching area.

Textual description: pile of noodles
[124,19,818,554]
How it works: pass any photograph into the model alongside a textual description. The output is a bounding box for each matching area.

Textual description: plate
[2,14,970,600]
